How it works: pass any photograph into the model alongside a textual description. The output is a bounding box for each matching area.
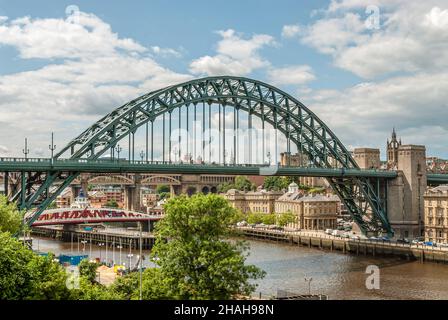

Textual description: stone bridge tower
[387,140,426,239]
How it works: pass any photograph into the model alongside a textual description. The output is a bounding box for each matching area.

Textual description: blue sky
[0,0,447,160]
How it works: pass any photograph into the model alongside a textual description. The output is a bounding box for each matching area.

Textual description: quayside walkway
[236,227,448,264]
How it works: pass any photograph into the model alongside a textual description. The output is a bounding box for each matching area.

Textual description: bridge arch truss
[13,76,392,235]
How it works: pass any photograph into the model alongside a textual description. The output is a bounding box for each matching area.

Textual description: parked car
[380,236,391,242]
[424,241,437,247]
[332,230,344,237]
[351,235,360,240]
[397,238,410,244]
[284,227,300,232]
[325,229,333,235]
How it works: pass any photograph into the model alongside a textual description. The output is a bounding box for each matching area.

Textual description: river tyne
[32,236,448,300]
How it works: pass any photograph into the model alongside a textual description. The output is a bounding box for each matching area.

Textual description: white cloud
[304,72,448,157]
[150,46,183,58]
[0,11,191,157]
[300,12,367,55]
[0,13,145,60]
[267,65,315,85]
[297,1,448,79]
[281,24,301,38]
[189,29,275,76]
[0,145,9,156]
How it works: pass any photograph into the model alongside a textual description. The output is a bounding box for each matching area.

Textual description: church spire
[391,127,397,141]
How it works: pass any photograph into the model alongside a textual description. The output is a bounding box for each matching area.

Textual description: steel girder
[17,76,393,235]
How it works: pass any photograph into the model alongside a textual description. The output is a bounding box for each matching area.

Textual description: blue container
[58,254,89,266]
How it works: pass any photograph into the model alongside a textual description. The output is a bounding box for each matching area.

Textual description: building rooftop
[426,185,448,195]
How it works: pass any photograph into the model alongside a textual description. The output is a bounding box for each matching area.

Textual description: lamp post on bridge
[115,145,122,163]
[140,150,145,162]
[49,132,56,166]
[22,138,29,160]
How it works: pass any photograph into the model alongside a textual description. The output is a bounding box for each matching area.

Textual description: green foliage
[156,185,170,194]
[276,212,296,227]
[246,212,264,224]
[309,187,325,194]
[230,210,246,224]
[140,268,172,300]
[262,214,276,225]
[26,252,71,300]
[0,232,70,300]
[105,199,119,208]
[109,272,140,300]
[234,176,256,192]
[152,193,265,299]
[263,176,289,191]
[72,277,123,300]
[78,259,99,283]
[217,182,234,193]
[0,195,22,234]
[218,176,256,193]
[47,201,57,210]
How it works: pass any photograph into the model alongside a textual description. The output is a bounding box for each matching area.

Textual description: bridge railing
[0,157,397,172]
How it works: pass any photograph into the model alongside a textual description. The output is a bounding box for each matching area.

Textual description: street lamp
[127,253,134,271]
[81,240,87,253]
[98,242,105,263]
[117,245,123,265]
[304,277,313,295]
[139,222,143,300]
[49,132,56,165]
[115,144,122,162]
[140,150,145,162]
[22,138,29,160]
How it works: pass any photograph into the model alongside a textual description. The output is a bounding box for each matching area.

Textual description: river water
[32,236,448,300]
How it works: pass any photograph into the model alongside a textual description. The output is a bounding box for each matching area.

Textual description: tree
[109,271,140,300]
[263,176,289,191]
[309,187,326,194]
[0,195,22,234]
[105,199,119,208]
[0,232,71,300]
[78,259,99,283]
[47,201,57,210]
[151,194,265,299]
[276,212,296,227]
[261,213,276,225]
[26,252,72,300]
[218,176,256,193]
[246,212,264,224]
[234,176,256,192]
[72,277,123,300]
[217,182,234,193]
[156,185,170,194]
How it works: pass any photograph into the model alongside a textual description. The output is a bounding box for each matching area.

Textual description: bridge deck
[0,157,399,178]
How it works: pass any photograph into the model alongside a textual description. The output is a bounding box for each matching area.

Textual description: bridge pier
[124,174,142,212]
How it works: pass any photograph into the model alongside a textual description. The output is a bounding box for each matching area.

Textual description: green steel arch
[21,76,392,235]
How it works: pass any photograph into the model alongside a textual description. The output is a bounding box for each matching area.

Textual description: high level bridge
[1,76,447,237]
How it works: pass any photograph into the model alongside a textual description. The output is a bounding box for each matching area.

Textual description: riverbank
[236,227,448,264]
